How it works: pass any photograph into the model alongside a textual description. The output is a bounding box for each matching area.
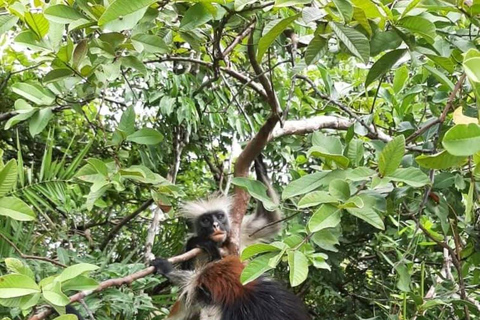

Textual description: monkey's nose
[213,222,219,229]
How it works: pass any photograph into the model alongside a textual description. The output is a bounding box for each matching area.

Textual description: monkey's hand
[150,258,173,275]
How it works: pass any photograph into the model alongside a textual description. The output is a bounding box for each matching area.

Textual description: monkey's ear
[150,258,173,275]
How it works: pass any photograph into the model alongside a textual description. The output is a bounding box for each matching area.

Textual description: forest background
[0,0,479,319]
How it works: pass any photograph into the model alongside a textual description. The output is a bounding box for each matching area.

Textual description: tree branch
[0,233,66,268]
[28,248,204,320]
[100,199,154,250]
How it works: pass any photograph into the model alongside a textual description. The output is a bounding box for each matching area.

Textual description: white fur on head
[181,196,232,220]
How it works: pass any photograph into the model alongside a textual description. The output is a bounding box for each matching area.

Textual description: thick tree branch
[100,199,154,250]
[223,20,256,57]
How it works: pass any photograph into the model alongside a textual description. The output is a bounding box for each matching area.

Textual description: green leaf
[61,276,99,292]
[305,35,327,65]
[240,253,276,284]
[370,30,402,57]
[398,16,436,43]
[415,151,466,169]
[400,0,422,18]
[118,106,136,135]
[98,0,156,26]
[42,282,69,306]
[393,65,409,94]
[57,263,99,283]
[126,128,164,145]
[298,191,337,208]
[44,5,86,24]
[53,315,78,320]
[387,167,430,188]
[365,49,407,88]
[0,15,19,35]
[29,108,53,137]
[5,258,35,280]
[395,263,411,292]
[86,182,110,211]
[282,172,330,199]
[0,274,40,298]
[180,3,213,31]
[257,15,299,62]
[86,159,109,177]
[353,7,372,36]
[11,82,55,105]
[131,34,169,53]
[308,146,350,169]
[308,204,342,233]
[232,177,277,211]
[120,55,147,75]
[0,160,17,197]
[43,69,74,84]
[442,124,480,156]
[311,229,340,252]
[423,65,454,90]
[378,135,405,177]
[329,180,350,201]
[234,0,257,11]
[24,12,49,39]
[426,55,455,74]
[275,0,310,7]
[332,0,353,22]
[346,204,384,230]
[288,251,309,287]
[0,197,35,221]
[241,244,282,261]
[329,22,370,63]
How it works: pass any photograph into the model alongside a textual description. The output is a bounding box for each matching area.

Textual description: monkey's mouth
[210,230,226,242]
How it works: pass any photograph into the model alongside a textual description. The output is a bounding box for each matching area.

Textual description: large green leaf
[378,135,405,177]
[311,229,340,252]
[0,15,19,35]
[29,108,53,137]
[24,12,49,39]
[423,65,454,90]
[282,172,329,199]
[308,204,342,233]
[442,124,480,156]
[398,16,436,43]
[288,251,309,287]
[98,0,156,25]
[415,151,466,169]
[61,276,99,292]
[232,177,277,211]
[57,263,99,283]
[0,197,35,221]
[257,15,299,62]
[240,253,276,284]
[332,0,353,22]
[329,22,370,63]
[0,274,40,298]
[0,160,17,197]
[346,205,384,230]
[11,82,55,105]
[126,128,164,145]
[179,3,213,31]
[297,191,337,208]
[365,49,407,88]
[387,168,430,188]
[305,35,327,65]
[275,0,310,7]
[118,106,136,135]
[42,282,69,306]
[43,69,74,84]
[308,146,350,169]
[241,243,282,261]
[44,5,86,24]
[131,34,169,53]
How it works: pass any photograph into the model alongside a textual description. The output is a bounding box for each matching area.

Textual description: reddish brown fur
[197,256,256,305]
[168,301,181,316]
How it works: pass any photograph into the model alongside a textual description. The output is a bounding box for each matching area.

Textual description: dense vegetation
[0,0,479,319]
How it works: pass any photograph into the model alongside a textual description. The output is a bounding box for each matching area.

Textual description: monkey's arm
[181,236,222,269]
[151,258,194,286]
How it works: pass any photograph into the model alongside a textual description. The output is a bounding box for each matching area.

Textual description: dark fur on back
[198,257,311,320]
[221,279,310,320]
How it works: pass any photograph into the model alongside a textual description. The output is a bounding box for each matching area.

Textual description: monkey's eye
[217,213,224,219]
[202,217,209,224]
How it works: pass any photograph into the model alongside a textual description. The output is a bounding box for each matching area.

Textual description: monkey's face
[195,210,230,243]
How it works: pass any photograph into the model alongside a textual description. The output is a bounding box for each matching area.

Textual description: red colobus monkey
[151,256,310,320]
[154,156,284,319]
